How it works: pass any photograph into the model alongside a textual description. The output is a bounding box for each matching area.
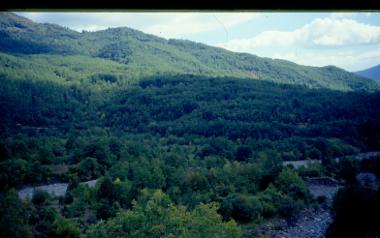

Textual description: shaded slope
[355,64,380,82]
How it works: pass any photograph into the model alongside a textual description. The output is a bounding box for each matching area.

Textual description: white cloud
[16,12,259,38]
[218,17,380,51]
[112,13,258,38]
[217,30,300,51]
[216,16,380,71]
[272,48,380,71]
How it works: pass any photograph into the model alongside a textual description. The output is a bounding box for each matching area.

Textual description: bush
[51,217,81,238]
[0,190,32,238]
[277,195,304,219]
[275,168,309,201]
[32,189,50,206]
[77,157,100,179]
[221,194,263,222]
[297,163,323,178]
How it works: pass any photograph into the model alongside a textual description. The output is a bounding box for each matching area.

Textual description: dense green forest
[1,12,380,237]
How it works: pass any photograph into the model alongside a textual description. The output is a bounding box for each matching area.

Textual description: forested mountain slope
[1,12,380,238]
[1,12,379,91]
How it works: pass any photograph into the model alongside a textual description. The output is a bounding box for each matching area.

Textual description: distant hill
[355,64,380,82]
[0,12,379,92]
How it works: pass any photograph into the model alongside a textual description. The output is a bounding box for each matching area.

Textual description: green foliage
[67,175,80,191]
[77,157,100,179]
[266,168,311,219]
[32,189,50,206]
[95,176,118,219]
[0,190,32,238]
[220,194,263,222]
[29,203,82,238]
[297,163,324,178]
[257,185,280,217]
[51,216,81,238]
[96,176,116,201]
[0,72,379,236]
[63,183,97,219]
[275,168,309,201]
[130,158,166,189]
[85,190,241,238]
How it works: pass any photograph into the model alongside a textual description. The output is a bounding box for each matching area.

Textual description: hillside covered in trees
[1,12,380,238]
[1,12,379,91]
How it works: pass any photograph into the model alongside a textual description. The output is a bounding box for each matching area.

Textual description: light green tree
[85,189,241,238]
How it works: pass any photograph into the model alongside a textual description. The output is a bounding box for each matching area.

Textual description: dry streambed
[271,178,341,238]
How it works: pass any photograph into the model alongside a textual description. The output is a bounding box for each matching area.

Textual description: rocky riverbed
[269,178,341,238]
[272,152,380,238]
[272,207,332,238]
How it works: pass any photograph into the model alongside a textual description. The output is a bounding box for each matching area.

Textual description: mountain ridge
[355,64,380,82]
[0,12,379,92]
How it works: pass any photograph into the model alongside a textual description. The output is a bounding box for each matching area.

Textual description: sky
[16,11,380,71]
